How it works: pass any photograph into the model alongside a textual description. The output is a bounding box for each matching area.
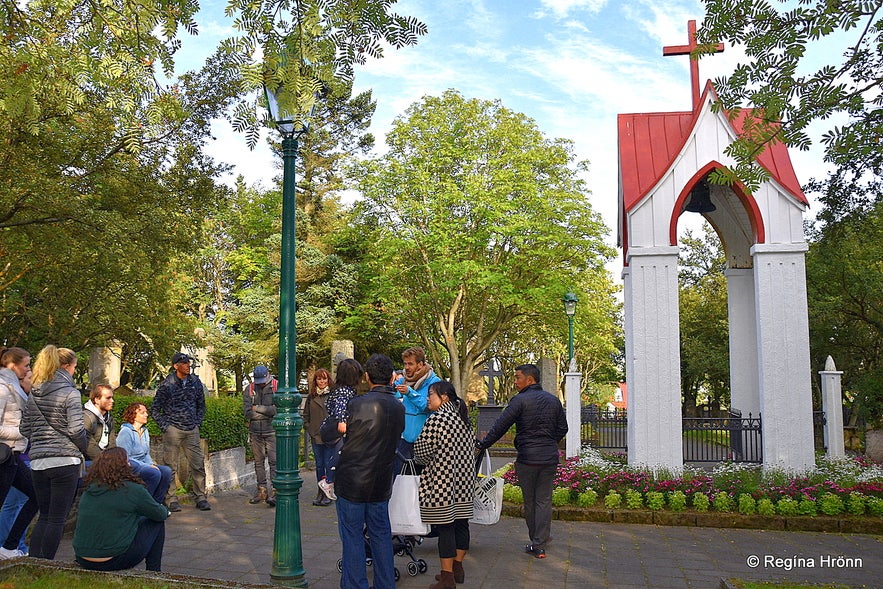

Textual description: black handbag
[0,444,12,465]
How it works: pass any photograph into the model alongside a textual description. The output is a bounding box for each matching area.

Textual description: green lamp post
[563,292,578,369]
[265,81,310,587]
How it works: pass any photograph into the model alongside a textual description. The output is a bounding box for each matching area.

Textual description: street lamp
[265,81,312,588]
[563,292,578,370]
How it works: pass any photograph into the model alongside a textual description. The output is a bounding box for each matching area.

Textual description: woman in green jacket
[72,447,170,572]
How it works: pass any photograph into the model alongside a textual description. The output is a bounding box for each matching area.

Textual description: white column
[624,246,682,471]
[751,243,815,471]
[88,344,122,389]
[565,371,582,459]
[819,355,845,459]
[725,268,760,417]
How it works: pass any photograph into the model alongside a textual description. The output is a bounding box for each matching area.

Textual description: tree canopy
[699,0,882,197]
[349,90,619,394]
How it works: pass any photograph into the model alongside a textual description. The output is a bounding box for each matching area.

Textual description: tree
[699,0,882,198]
[805,204,883,427]
[223,0,426,145]
[349,90,618,395]
[678,226,730,416]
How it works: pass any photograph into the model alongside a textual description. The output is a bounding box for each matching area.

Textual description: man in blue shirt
[393,347,440,474]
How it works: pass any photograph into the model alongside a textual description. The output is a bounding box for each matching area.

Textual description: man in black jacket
[325,353,404,589]
[477,363,567,560]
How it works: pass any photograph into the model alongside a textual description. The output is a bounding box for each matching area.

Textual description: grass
[729,580,858,589]
[0,563,262,589]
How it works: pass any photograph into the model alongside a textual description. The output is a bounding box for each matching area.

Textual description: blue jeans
[30,463,81,559]
[336,496,395,589]
[76,516,165,572]
[0,455,36,551]
[131,463,173,505]
[313,440,341,483]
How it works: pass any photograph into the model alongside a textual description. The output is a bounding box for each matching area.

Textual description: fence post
[819,355,845,458]
[565,371,582,459]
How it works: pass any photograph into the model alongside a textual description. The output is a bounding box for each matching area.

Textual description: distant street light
[563,292,578,370]
[264,81,315,588]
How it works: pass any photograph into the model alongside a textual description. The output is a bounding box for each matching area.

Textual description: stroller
[335,526,429,581]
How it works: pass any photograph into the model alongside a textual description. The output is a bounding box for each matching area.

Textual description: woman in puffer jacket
[20,345,88,560]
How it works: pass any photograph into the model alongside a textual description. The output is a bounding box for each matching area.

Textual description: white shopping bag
[388,461,431,536]
[469,450,504,525]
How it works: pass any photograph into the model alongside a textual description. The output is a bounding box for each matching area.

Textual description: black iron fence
[580,406,765,463]
[580,406,627,451]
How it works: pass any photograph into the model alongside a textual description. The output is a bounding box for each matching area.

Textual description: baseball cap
[253,365,269,384]
[172,352,192,365]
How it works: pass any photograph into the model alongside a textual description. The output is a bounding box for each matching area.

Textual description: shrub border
[501,503,883,534]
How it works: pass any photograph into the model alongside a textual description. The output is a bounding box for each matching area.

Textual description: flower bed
[498,447,883,532]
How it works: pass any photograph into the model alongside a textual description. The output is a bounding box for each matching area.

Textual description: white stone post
[623,246,683,471]
[88,344,122,389]
[819,355,845,458]
[565,371,582,459]
[751,243,815,471]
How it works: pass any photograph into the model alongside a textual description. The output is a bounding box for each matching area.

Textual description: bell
[685,179,716,213]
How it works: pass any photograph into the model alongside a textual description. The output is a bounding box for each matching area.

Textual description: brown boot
[311,488,325,506]
[429,570,455,589]
[250,486,267,504]
[436,561,464,584]
[265,488,276,507]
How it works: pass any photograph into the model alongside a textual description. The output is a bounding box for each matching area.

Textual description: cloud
[535,0,608,19]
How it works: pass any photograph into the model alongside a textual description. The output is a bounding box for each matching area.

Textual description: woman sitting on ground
[116,403,173,504]
[73,447,170,572]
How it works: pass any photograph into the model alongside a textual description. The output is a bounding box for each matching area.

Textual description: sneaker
[167,501,182,513]
[0,547,25,559]
[524,544,546,559]
[318,478,337,501]
[196,499,211,511]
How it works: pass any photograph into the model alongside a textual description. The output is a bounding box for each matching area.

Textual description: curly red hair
[83,447,144,490]
[121,402,146,424]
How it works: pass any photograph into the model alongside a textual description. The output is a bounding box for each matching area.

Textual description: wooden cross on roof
[662,20,724,111]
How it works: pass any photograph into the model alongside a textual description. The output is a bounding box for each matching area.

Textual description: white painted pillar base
[725,268,760,417]
[752,244,815,471]
[819,356,845,459]
[624,247,683,471]
[565,371,582,459]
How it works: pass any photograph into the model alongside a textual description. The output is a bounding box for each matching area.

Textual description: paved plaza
[48,468,883,588]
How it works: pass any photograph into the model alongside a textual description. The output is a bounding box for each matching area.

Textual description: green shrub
[605,491,622,509]
[692,492,710,512]
[668,491,687,512]
[503,483,523,504]
[757,498,776,517]
[737,493,756,515]
[646,491,665,511]
[713,492,734,512]
[624,489,643,509]
[577,488,598,508]
[818,492,844,516]
[846,492,866,516]
[776,497,799,516]
[107,394,248,453]
[552,487,571,507]
[797,498,818,516]
[867,497,883,517]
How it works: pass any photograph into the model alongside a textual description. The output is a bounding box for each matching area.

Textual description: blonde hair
[32,345,77,386]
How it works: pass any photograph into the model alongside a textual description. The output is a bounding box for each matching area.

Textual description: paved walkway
[53,469,883,588]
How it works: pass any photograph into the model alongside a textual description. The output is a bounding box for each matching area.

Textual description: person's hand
[395,383,408,395]
[151,464,159,470]
[338,422,347,434]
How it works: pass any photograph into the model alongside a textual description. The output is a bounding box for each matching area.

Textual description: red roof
[618,82,808,215]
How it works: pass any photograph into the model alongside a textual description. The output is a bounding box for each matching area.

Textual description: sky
[179,0,832,271]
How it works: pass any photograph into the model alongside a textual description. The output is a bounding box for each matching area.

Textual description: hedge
[98,394,248,453]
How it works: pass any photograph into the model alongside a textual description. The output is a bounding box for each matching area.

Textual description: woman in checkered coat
[413,381,474,589]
